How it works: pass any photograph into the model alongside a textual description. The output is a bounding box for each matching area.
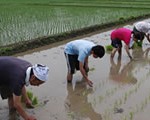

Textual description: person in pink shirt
[110,28,142,60]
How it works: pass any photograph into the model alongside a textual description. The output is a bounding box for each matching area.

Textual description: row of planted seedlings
[101,65,150,120]
[0,3,150,46]
[86,53,150,120]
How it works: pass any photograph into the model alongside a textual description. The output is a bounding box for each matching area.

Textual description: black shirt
[0,56,31,96]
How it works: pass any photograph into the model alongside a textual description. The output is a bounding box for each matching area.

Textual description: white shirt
[134,21,150,34]
[25,67,32,86]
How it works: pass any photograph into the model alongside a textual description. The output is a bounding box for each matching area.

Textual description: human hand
[26,101,34,109]
[26,115,36,120]
[87,80,93,87]
[129,55,133,60]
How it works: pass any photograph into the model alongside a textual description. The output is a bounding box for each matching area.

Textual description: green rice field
[0,0,150,46]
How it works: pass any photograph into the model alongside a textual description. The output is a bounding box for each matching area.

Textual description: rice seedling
[129,112,134,120]
[32,96,38,105]
[132,41,143,49]
[27,90,34,101]
[124,93,128,103]
[105,45,113,52]
[89,67,95,71]
[67,112,75,120]
[0,0,150,46]
[28,91,39,105]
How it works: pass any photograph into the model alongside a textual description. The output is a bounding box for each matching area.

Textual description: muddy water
[1,20,150,120]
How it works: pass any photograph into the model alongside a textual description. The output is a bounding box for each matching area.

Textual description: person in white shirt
[133,21,150,43]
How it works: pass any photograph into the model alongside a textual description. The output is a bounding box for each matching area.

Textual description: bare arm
[146,34,150,43]
[84,57,89,73]
[22,86,34,108]
[125,45,132,59]
[13,93,36,120]
[79,60,93,87]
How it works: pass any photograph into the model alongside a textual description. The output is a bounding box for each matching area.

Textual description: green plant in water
[22,90,38,106]
[105,45,113,51]
[136,40,143,47]
[129,112,134,120]
[27,90,33,101]
[67,112,75,120]
[124,93,128,103]
[132,41,142,48]
[32,96,38,105]
[89,67,95,71]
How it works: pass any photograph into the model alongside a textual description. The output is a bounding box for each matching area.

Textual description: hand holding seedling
[26,102,34,109]
[87,80,93,87]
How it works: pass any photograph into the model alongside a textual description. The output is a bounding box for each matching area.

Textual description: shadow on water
[132,46,150,61]
[65,80,102,120]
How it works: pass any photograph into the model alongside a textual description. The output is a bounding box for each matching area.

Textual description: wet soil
[1,19,150,120]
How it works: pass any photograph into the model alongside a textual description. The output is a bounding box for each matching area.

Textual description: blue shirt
[64,39,95,64]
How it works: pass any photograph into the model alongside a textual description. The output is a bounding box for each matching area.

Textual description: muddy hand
[26,102,34,109]
[26,115,36,120]
[87,80,93,87]
[129,55,133,60]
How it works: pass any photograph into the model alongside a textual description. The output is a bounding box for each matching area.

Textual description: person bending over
[64,39,105,87]
[0,56,49,120]
[110,27,142,60]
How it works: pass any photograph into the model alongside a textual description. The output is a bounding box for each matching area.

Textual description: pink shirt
[111,28,132,45]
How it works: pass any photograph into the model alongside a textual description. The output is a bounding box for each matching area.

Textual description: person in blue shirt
[64,39,105,87]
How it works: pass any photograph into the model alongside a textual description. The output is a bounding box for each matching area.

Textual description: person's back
[64,39,95,55]
[64,39,95,64]
[111,28,132,45]
[0,56,31,86]
[0,56,49,120]
[134,21,150,33]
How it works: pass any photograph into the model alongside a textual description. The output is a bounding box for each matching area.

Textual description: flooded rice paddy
[1,1,150,46]
[1,20,150,120]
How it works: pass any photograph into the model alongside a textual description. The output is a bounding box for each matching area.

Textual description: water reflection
[9,111,20,120]
[0,108,19,120]
[132,47,150,60]
[109,57,137,85]
[65,81,102,120]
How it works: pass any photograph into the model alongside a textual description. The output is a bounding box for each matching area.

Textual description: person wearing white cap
[133,21,150,42]
[0,56,49,120]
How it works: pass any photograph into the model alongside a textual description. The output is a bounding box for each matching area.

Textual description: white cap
[32,64,49,82]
